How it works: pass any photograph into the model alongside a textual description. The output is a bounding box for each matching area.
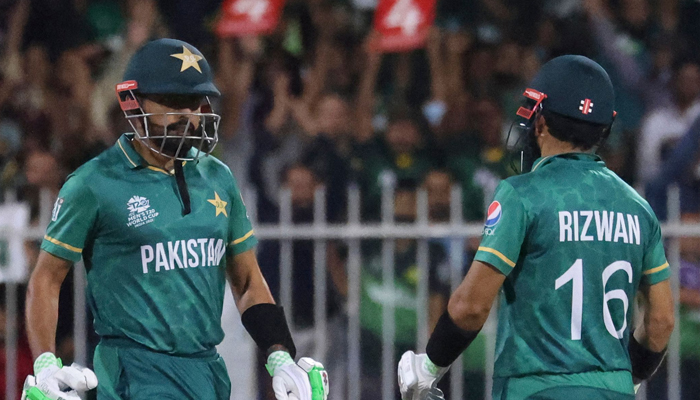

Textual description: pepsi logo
[485,201,502,227]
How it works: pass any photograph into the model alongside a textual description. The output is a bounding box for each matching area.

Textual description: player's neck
[538,135,585,158]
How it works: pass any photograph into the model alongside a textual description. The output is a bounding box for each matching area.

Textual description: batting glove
[398,351,449,400]
[266,351,329,400]
[22,352,98,400]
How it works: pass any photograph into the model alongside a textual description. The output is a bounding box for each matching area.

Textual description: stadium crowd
[1,0,700,399]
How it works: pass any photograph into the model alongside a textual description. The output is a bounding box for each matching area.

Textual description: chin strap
[174,160,191,215]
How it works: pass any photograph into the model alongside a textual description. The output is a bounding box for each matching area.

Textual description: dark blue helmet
[122,38,220,96]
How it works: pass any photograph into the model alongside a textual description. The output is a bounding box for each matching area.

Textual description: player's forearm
[635,312,674,353]
[228,250,275,313]
[236,279,275,314]
[636,280,675,352]
[446,294,491,332]
[25,274,62,357]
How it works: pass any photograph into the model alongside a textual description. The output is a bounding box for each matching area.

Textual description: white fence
[0,185,694,400]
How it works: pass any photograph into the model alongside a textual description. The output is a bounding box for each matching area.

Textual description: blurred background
[0,0,700,399]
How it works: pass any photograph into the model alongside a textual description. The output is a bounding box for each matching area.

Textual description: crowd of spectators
[1,0,700,398]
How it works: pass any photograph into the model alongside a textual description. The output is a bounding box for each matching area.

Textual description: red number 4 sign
[371,0,437,53]
[216,0,286,37]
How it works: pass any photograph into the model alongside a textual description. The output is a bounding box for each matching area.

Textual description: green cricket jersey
[474,153,670,380]
[41,133,257,355]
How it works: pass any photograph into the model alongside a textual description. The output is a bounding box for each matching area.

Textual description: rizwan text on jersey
[558,210,641,245]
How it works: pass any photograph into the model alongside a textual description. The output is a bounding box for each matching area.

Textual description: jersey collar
[531,152,604,171]
[117,133,144,169]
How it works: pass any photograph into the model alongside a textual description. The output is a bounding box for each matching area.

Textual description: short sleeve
[227,175,257,255]
[641,221,670,285]
[41,175,98,262]
[473,180,527,276]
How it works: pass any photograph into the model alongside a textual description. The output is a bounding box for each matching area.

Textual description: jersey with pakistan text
[41,133,257,355]
[474,153,670,379]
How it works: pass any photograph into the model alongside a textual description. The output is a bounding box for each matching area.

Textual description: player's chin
[153,138,193,158]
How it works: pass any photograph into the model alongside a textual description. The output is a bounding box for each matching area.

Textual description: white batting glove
[22,352,98,400]
[266,351,329,400]
[398,351,449,400]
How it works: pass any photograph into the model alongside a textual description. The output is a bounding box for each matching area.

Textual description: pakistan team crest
[127,196,159,228]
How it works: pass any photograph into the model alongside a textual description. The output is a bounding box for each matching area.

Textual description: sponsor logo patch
[485,201,502,227]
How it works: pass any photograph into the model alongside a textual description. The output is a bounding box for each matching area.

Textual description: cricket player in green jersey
[398,55,675,400]
[22,39,329,400]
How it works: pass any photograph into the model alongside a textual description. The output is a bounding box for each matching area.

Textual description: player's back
[492,153,667,379]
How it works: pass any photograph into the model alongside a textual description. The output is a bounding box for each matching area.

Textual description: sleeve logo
[51,198,64,222]
[485,201,502,227]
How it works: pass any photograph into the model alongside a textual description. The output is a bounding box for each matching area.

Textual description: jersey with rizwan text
[41,133,257,355]
[474,153,670,379]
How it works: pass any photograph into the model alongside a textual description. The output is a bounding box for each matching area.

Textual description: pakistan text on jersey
[140,238,226,273]
[558,211,641,245]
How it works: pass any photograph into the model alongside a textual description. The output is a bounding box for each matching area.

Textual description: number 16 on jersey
[555,259,633,340]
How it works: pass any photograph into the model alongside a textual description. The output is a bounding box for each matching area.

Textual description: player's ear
[535,114,547,136]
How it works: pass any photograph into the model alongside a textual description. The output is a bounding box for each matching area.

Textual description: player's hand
[398,351,449,400]
[266,351,329,400]
[22,353,98,400]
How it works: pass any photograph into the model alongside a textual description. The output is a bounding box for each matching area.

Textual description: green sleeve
[40,175,98,262]
[641,221,670,285]
[227,174,257,255]
[473,180,527,276]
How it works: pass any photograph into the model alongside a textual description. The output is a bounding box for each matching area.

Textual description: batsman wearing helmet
[398,55,675,399]
[23,38,329,400]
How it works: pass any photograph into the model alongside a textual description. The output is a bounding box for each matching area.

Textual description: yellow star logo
[170,46,203,73]
[207,192,228,217]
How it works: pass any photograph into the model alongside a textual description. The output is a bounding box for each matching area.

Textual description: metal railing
[0,184,695,400]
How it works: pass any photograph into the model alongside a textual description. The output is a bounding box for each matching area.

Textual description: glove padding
[22,363,98,400]
[267,351,329,400]
[398,351,449,400]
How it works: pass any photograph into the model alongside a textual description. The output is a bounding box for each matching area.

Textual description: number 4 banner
[371,0,437,53]
[215,0,286,37]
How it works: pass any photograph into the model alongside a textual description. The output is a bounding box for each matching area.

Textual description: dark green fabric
[42,134,257,355]
[492,370,635,400]
[94,341,230,400]
[526,386,635,400]
[475,153,670,378]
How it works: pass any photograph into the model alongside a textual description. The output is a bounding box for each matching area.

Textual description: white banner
[0,202,30,282]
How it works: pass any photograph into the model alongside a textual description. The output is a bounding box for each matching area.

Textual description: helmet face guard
[506,88,547,173]
[116,81,220,162]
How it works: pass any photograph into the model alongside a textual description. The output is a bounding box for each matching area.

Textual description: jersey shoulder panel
[198,154,230,173]
[501,171,541,192]
[197,155,241,192]
[59,150,117,199]
[606,169,662,238]
[69,144,130,181]
[499,173,542,210]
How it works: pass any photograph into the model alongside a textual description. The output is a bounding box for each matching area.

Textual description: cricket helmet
[518,55,616,125]
[115,38,221,161]
[510,55,617,172]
